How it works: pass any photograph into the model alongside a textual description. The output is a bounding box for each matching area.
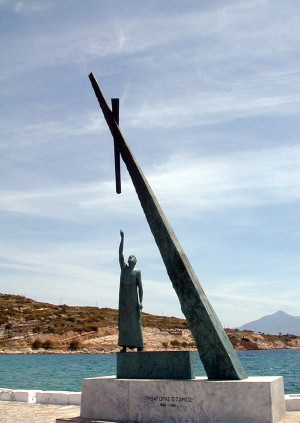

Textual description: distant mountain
[239,311,300,336]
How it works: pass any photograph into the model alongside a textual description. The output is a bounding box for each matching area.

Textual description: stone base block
[36,391,70,405]
[35,390,81,405]
[0,388,12,401]
[11,390,38,403]
[68,392,82,406]
[285,394,300,411]
[117,351,195,379]
[80,376,285,423]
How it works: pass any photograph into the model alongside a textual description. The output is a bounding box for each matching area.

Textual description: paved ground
[280,412,300,423]
[280,411,300,423]
[0,402,299,423]
[0,402,80,423]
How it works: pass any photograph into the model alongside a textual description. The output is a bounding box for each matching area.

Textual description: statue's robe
[118,265,143,348]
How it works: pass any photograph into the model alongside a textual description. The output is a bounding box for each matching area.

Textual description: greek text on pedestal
[144,395,193,407]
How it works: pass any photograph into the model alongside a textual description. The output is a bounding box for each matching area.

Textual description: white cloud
[148,145,300,213]
[1,144,299,222]
[123,71,300,130]
[0,180,119,220]
[2,1,299,81]
[0,110,107,148]
[0,245,114,282]
[208,280,299,308]
[14,1,50,14]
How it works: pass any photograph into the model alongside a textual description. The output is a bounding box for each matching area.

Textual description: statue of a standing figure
[118,230,144,352]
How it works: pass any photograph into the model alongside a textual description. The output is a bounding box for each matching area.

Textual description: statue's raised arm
[119,230,125,269]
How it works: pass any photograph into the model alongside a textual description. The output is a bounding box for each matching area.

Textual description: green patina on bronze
[117,351,195,380]
[118,230,144,351]
[89,73,248,380]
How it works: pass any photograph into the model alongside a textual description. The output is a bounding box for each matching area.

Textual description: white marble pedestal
[80,375,285,423]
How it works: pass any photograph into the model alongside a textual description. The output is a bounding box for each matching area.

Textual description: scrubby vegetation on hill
[0,293,299,353]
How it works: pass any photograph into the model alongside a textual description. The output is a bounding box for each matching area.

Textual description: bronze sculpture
[118,230,144,352]
[89,73,247,380]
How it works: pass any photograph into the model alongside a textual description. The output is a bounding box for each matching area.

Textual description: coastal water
[0,349,299,394]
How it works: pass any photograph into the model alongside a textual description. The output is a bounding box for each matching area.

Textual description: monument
[57,73,286,423]
[88,72,247,381]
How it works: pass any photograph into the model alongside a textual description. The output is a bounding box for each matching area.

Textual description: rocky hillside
[0,294,299,353]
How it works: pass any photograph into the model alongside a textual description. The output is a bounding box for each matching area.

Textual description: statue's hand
[120,230,124,239]
[138,303,143,311]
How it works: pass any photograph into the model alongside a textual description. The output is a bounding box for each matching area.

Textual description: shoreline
[1,346,300,354]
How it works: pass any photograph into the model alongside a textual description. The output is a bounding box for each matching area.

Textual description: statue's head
[128,255,137,267]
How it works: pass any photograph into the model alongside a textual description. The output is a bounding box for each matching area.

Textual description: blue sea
[0,349,299,394]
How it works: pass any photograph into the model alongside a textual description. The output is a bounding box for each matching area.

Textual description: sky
[0,0,299,328]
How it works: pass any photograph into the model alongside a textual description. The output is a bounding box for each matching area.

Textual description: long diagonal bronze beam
[111,98,121,194]
[89,72,247,380]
